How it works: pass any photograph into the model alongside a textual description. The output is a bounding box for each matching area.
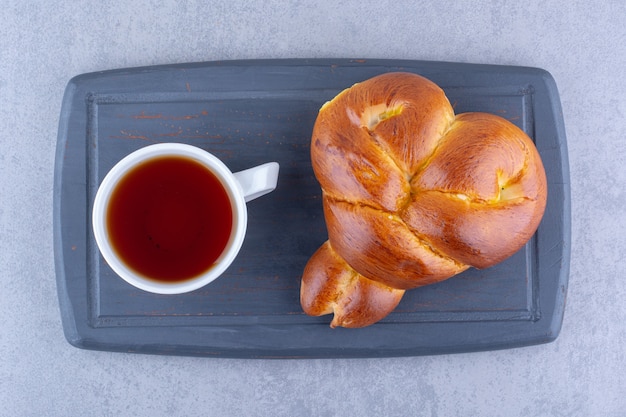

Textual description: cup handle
[233,162,280,203]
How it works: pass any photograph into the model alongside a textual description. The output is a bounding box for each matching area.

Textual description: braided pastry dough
[301,72,547,328]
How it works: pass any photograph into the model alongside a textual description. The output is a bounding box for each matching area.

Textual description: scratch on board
[130,110,209,120]
[110,130,151,141]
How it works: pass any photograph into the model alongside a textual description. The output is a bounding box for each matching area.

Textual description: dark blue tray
[53,59,570,358]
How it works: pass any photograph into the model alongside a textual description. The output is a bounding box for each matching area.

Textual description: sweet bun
[301,72,547,328]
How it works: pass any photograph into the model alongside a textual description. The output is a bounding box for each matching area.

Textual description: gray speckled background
[1,1,624,416]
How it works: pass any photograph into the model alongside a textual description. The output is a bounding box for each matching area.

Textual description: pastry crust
[301,72,547,327]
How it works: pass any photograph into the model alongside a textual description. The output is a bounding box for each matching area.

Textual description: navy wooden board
[53,59,570,358]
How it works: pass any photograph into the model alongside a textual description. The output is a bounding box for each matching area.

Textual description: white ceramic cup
[92,143,279,294]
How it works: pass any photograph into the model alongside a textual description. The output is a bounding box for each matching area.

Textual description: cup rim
[92,143,247,294]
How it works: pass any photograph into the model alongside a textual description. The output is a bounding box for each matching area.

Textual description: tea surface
[106,155,233,282]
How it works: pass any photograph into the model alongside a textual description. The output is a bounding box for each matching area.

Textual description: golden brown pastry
[301,72,547,328]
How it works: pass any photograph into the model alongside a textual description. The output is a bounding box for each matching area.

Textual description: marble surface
[1,1,624,416]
